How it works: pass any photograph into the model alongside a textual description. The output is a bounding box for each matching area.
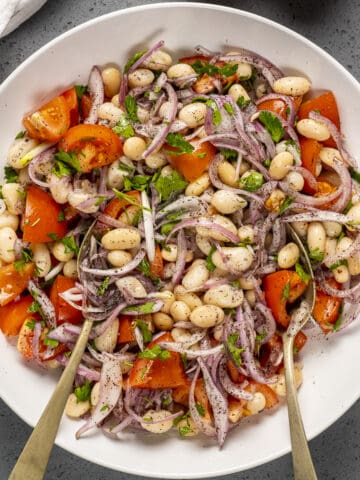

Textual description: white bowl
[1,3,360,478]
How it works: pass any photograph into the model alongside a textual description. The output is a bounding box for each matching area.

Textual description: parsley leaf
[223,102,234,115]
[138,344,171,361]
[123,175,151,192]
[61,235,79,256]
[97,276,110,296]
[332,314,343,331]
[4,166,18,183]
[239,172,264,191]
[154,169,188,201]
[28,300,42,314]
[227,333,245,367]
[43,336,59,348]
[124,49,148,73]
[136,320,152,343]
[191,60,237,78]
[259,111,285,143]
[309,248,324,262]
[113,189,150,211]
[14,247,33,271]
[349,167,360,184]
[118,161,135,173]
[206,99,222,126]
[278,197,293,215]
[281,281,291,301]
[195,403,205,416]
[124,301,157,314]
[161,222,178,236]
[15,130,26,139]
[295,263,310,283]
[74,85,88,101]
[53,149,81,173]
[205,245,216,272]
[164,132,194,155]
[57,210,66,222]
[179,424,193,436]
[25,319,37,330]
[74,380,92,403]
[219,148,238,161]
[112,113,135,138]
[236,96,251,109]
[137,258,159,284]
[329,259,348,270]
[124,95,139,122]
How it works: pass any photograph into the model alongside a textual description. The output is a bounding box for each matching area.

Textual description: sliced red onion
[97,212,133,229]
[84,66,104,125]
[81,248,146,277]
[141,190,155,262]
[134,326,145,352]
[280,181,342,207]
[251,121,276,159]
[214,242,239,275]
[28,280,56,329]
[107,415,134,435]
[28,146,56,188]
[47,323,79,343]
[322,232,360,266]
[122,299,163,315]
[291,166,318,190]
[254,303,277,344]
[31,320,42,364]
[218,359,253,401]
[189,365,216,437]
[317,269,360,301]
[171,229,187,286]
[57,355,101,382]
[76,358,122,438]
[44,262,65,282]
[197,358,228,447]
[256,93,296,125]
[156,196,207,221]
[129,40,165,74]
[282,211,354,225]
[255,108,299,148]
[186,277,230,293]
[167,216,240,244]
[184,125,205,141]
[90,302,126,338]
[325,157,352,212]
[158,342,222,358]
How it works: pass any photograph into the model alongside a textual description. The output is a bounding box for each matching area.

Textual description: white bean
[144,50,173,71]
[116,276,147,298]
[211,190,246,214]
[307,222,326,256]
[145,152,168,169]
[336,236,360,276]
[0,211,19,231]
[292,221,308,238]
[171,327,193,343]
[48,173,73,204]
[273,76,311,96]
[97,102,123,127]
[196,214,237,242]
[151,290,175,314]
[319,147,343,167]
[102,67,122,98]
[178,103,207,128]
[324,238,337,268]
[163,262,176,279]
[107,159,125,189]
[175,290,203,311]
[169,300,191,321]
[333,264,350,284]
[277,242,300,269]
[268,152,294,180]
[182,261,209,290]
[228,83,250,103]
[31,243,51,278]
[213,324,223,342]
[195,234,212,255]
[101,228,141,250]
[218,160,238,187]
[2,183,25,215]
[65,393,90,418]
[137,106,150,124]
[204,284,244,309]
[123,137,147,161]
[238,276,256,290]
[185,173,210,196]
[141,409,173,433]
[296,119,330,142]
[161,165,174,177]
[323,221,342,238]
[107,249,132,267]
[90,382,100,407]
[128,68,154,88]
[212,246,254,273]
[161,244,178,262]
[0,227,16,263]
[94,318,119,352]
[167,63,195,79]
[7,137,38,169]
[190,305,224,328]
[63,259,78,279]
[237,225,255,244]
[346,202,360,224]
[153,312,174,330]
[246,392,266,415]
[285,171,304,191]
[244,289,256,307]
[68,191,99,214]
[228,402,244,423]
[52,241,74,262]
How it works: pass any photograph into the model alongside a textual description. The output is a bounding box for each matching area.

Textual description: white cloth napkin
[0,0,47,38]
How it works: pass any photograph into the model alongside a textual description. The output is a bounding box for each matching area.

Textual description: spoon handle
[283,333,318,480]
[9,319,93,480]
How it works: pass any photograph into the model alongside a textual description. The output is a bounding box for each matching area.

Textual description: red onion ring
[167,216,240,244]
[84,66,104,125]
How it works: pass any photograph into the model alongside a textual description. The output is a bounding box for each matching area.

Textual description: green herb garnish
[205,245,216,272]
[224,102,234,115]
[138,344,171,361]
[164,132,194,155]
[123,175,151,192]
[15,130,26,139]
[227,333,245,367]
[236,96,251,109]
[74,85,88,101]
[239,172,264,191]
[329,259,348,270]
[61,235,79,256]
[112,113,135,138]
[278,197,293,215]
[97,276,110,296]
[124,301,157,315]
[154,169,188,201]
[124,95,139,123]
[295,263,310,282]
[14,247,33,271]
[124,49,148,73]
[309,248,324,262]
[136,320,152,343]
[4,166,18,183]
[206,99,221,126]
[281,281,291,301]
[259,111,285,143]
[219,148,238,161]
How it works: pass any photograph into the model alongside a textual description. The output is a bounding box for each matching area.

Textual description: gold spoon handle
[9,319,93,480]
[283,332,318,480]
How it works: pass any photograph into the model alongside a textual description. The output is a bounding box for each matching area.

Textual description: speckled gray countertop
[0,1,360,479]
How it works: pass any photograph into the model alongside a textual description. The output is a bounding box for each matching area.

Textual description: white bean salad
[1,41,360,446]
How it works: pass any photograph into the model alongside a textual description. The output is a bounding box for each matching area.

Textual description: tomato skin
[0,295,35,336]
[23,185,67,243]
[117,315,136,343]
[172,378,212,421]
[149,245,164,280]
[166,141,217,182]
[80,93,92,119]
[103,190,141,219]
[23,95,71,142]
[245,381,279,409]
[299,137,322,194]
[263,270,308,328]
[50,275,83,325]
[59,124,123,173]
[62,87,79,126]
[257,97,303,119]
[129,332,187,389]
[312,279,343,334]
[298,91,340,148]
[0,263,34,306]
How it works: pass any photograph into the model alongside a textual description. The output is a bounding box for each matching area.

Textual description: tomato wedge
[299,137,322,194]
[166,140,217,182]
[0,295,35,336]
[129,332,187,389]
[0,263,34,306]
[59,124,123,173]
[257,97,303,119]
[23,185,67,243]
[117,315,136,343]
[62,87,79,126]
[312,279,343,334]
[23,95,71,142]
[50,275,83,325]
[104,190,141,219]
[172,378,212,421]
[263,270,308,328]
[149,245,164,279]
[80,93,92,119]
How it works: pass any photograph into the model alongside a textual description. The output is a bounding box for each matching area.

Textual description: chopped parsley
[25,319,37,330]
[205,245,217,272]
[137,258,159,284]
[57,210,66,222]
[181,353,188,370]
[14,247,33,271]
[329,259,348,270]
[178,424,193,437]
[43,336,59,348]
[227,333,245,367]
[15,130,26,139]
[308,248,324,262]
[206,99,221,126]
[124,95,139,123]
[136,319,152,343]
[281,281,291,301]
[4,166,18,183]
[118,161,135,174]
[236,96,251,109]
[161,222,178,236]
[223,102,234,115]
[154,169,188,201]
[332,313,343,331]
[124,301,157,315]
[138,344,171,361]
[112,113,135,138]
[97,276,110,296]
[113,189,149,211]
[264,158,271,167]
[295,263,310,283]
[53,149,82,177]
[74,380,92,403]
[239,172,264,191]
[195,403,205,416]
[164,132,194,155]
[124,49,148,73]
[349,167,360,183]
[191,59,237,78]
[123,175,151,192]
[61,235,79,256]
[258,111,285,143]
[74,84,88,101]
[219,148,238,161]
[278,197,293,215]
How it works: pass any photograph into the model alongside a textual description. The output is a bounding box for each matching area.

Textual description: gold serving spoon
[282,224,317,480]
[9,221,97,480]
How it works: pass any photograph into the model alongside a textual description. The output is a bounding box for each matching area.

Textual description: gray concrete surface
[0,0,360,479]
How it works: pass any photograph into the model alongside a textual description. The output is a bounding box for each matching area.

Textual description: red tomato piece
[149,245,164,280]
[263,270,308,328]
[23,95,71,142]
[62,87,79,126]
[0,263,35,306]
[80,93,92,119]
[312,279,343,334]
[117,315,136,343]
[22,185,67,243]
[50,275,83,325]
[172,378,212,421]
[103,190,141,219]
[257,97,303,119]
[58,124,123,173]
[299,137,322,194]
[129,332,187,389]
[245,381,279,409]
[0,295,35,336]
[166,140,217,182]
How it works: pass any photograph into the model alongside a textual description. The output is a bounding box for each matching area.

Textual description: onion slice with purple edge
[28,146,56,188]
[158,342,223,358]
[76,357,123,438]
[218,358,253,401]
[141,190,155,262]
[189,365,216,437]
[28,280,56,329]
[80,248,146,276]
[167,217,240,244]
[256,93,297,125]
[171,229,187,286]
[83,66,104,125]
